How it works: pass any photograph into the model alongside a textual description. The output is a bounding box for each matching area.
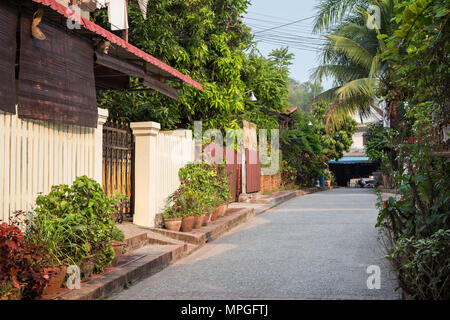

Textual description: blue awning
[329,156,372,164]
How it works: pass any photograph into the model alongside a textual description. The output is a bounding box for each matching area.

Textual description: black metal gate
[102,120,134,222]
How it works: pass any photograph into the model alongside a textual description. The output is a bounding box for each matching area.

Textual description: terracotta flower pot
[221,203,229,216]
[111,241,125,266]
[210,209,219,221]
[43,266,67,295]
[181,215,195,232]
[215,203,228,217]
[203,213,210,225]
[193,215,203,229]
[325,180,331,187]
[164,218,182,232]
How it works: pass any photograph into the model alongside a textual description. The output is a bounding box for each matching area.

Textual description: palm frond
[336,77,377,101]
[326,35,374,71]
[312,0,368,34]
[311,64,368,84]
[325,93,373,131]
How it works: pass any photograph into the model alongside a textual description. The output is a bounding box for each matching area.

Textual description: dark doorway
[329,162,379,186]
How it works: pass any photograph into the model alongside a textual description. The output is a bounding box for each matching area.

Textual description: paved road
[112,188,399,300]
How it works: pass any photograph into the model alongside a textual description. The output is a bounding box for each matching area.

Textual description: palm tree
[311,0,393,130]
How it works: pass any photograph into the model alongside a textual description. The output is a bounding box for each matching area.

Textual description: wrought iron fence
[102,120,134,222]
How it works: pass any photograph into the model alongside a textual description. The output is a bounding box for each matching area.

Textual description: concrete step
[150,207,255,245]
[46,243,186,300]
[247,190,296,205]
[116,222,149,252]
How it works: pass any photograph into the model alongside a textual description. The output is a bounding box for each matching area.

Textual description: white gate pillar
[94,108,108,185]
[130,121,161,228]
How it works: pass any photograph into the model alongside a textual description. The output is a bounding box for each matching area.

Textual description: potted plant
[213,164,232,217]
[110,227,126,267]
[180,192,199,232]
[43,265,67,295]
[165,186,200,232]
[323,169,334,187]
[26,176,127,283]
[181,214,195,232]
[162,207,183,232]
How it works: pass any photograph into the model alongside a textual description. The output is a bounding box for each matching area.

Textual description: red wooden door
[246,148,261,193]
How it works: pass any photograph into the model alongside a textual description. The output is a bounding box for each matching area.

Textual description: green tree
[239,48,294,130]
[312,0,394,130]
[288,80,323,112]
[364,122,387,162]
[313,103,358,160]
[93,1,291,131]
[280,112,326,186]
[373,0,450,299]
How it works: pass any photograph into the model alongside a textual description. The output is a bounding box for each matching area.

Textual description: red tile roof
[31,0,203,91]
[285,106,298,114]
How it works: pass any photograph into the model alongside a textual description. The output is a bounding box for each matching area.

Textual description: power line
[253,15,317,34]
[243,16,313,27]
[247,23,319,36]
[246,22,316,35]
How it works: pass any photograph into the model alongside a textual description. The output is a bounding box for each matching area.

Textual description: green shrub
[280,160,297,187]
[280,112,325,186]
[323,168,335,182]
[163,162,232,219]
[28,176,125,272]
[179,162,231,205]
[387,229,450,300]
[375,124,450,299]
[165,187,203,218]
[364,123,388,162]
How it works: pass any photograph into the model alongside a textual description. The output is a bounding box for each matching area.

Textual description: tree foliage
[312,0,394,130]
[313,103,358,160]
[93,1,291,131]
[364,122,387,161]
[280,112,327,186]
[288,80,323,112]
[370,0,450,299]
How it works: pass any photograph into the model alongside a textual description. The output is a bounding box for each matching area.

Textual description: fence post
[130,121,161,228]
[94,108,108,185]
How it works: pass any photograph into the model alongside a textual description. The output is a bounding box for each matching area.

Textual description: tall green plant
[28,176,125,271]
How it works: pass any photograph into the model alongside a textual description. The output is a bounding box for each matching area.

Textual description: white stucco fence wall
[130,122,195,228]
[0,108,108,223]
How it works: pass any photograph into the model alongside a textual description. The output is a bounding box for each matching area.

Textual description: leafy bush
[280,160,297,187]
[0,223,49,300]
[28,176,125,273]
[323,168,335,182]
[375,124,450,299]
[313,102,357,161]
[163,162,232,219]
[280,112,326,186]
[164,186,202,218]
[364,123,388,162]
[179,162,231,205]
[387,229,450,300]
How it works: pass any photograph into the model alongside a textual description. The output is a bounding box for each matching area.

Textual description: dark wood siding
[0,4,17,114]
[18,14,97,127]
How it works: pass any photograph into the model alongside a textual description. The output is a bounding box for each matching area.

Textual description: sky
[243,0,333,89]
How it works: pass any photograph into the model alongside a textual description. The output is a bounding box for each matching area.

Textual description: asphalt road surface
[112,188,399,300]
